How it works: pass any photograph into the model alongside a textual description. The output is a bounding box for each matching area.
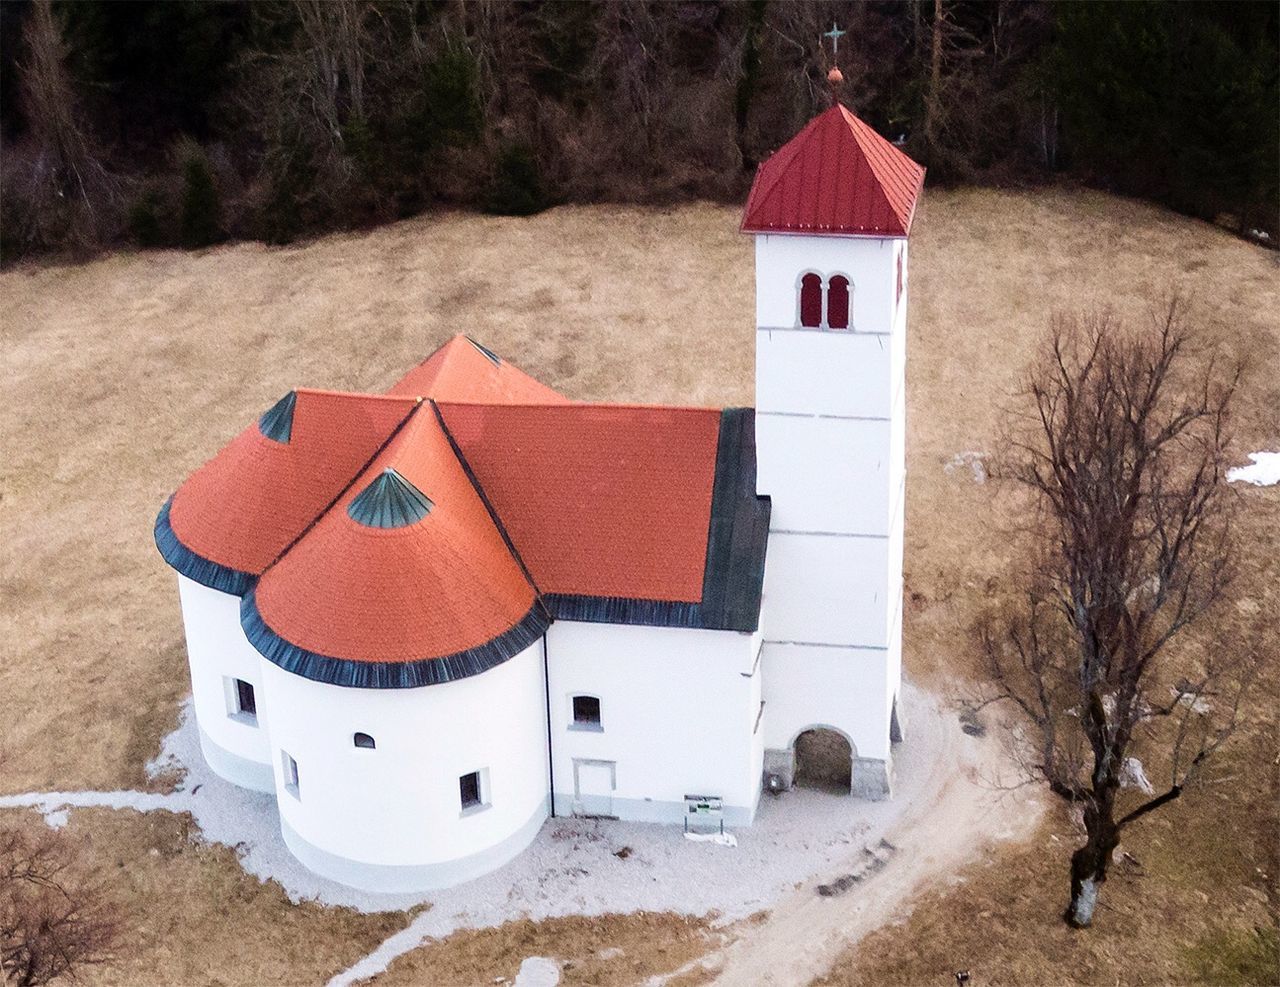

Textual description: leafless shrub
[0,825,121,985]
[979,298,1257,927]
[5,0,120,252]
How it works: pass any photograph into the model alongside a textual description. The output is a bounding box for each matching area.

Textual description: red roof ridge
[434,398,723,415]
[292,387,421,404]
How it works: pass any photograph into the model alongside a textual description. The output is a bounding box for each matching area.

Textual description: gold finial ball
[827,67,844,85]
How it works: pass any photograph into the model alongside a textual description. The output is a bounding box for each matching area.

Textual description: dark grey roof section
[696,408,771,630]
[154,496,255,596]
[347,468,434,528]
[466,336,502,366]
[544,408,770,633]
[258,391,297,444]
[242,590,550,689]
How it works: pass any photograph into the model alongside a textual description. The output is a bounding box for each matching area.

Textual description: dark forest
[1,0,1275,261]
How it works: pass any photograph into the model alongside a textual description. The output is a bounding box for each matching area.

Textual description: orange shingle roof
[167,390,418,578]
[437,402,722,602]
[390,335,569,404]
[157,338,768,684]
[741,104,925,237]
[252,406,539,665]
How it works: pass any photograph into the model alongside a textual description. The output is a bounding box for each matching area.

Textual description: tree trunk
[1066,804,1119,927]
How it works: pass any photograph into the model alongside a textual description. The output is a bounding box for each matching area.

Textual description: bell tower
[743,101,924,797]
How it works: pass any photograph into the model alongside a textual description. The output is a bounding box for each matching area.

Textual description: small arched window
[799,273,823,328]
[827,275,850,330]
[353,732,376,749]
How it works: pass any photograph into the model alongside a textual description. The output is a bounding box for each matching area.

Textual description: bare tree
[9,0,118,249]
[980,299,1256,927]
[0,825,120,985]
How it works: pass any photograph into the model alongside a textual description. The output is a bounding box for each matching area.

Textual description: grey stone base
[552,792,758,827]
[199,727,275,794]
[851,753,893,800]
[763,748,797,792]
[281,796,550,894]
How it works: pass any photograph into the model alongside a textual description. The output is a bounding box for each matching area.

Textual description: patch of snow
[683,831,737,847]
[1119,757,1154,794]
[944,451,987,484]
[1171,685,1212,715]
[513,957,561,987]
[1227,451,1280,487]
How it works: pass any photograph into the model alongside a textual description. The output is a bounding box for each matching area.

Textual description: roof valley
[428,400,554,622]
[260,399,425,577]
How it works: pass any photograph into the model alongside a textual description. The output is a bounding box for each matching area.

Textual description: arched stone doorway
[793,727,853,794]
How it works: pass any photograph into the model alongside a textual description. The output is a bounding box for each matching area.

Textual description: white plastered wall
[753,231,907,784]
[257,640,548,891]
[754,233,897,333]
[546,621,762,824]
[176,574,274,791]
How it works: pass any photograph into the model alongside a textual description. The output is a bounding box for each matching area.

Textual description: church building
[154,100,925,893]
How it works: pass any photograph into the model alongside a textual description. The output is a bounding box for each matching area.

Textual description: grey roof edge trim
[543,592,759,632]
[240,589,551,689]
[154,496,255,597]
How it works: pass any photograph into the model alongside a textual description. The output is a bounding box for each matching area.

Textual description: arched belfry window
[799,273,823,328]
[797,273,852,330]
[827,275,850,330]
[353,732,375,749]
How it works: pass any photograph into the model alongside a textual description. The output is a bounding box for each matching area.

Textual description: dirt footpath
[668,687,1039,986]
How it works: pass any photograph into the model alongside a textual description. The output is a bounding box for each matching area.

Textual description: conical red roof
[741,104,925,237]
[251,404,539,667]
[167,390,419,579]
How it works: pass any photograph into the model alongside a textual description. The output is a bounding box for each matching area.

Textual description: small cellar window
[571,695,602,730]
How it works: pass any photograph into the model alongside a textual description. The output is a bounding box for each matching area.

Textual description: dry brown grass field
[1,187,1277,985]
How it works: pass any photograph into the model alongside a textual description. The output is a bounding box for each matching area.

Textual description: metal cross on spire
[822,22,847,57]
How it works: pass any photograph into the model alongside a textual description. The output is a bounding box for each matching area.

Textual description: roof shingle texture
[741,104,925,237]
[167,390,418,577]
[438,402,722,603]
[158,335,763,677]
[253,406,537,664]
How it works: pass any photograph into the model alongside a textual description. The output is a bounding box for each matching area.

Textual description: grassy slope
[0,189,1275,985]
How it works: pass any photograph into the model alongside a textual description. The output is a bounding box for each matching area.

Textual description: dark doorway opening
[794,728,852,793]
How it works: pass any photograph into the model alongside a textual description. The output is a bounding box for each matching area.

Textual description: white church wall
[258,640,548,893]
[176,574,274,792]
[761,532,890,648]
[759,641,891,762]
[756,329,893,418]
[754,233,898,333]
[546,621,762,825]
[756,416,893,535]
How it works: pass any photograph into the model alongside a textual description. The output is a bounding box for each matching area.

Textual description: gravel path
[0,681,1035,987]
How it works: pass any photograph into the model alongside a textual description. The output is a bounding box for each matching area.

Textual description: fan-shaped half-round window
[353,732,376,749]
[827,275,850,330]
[799,273,823,328]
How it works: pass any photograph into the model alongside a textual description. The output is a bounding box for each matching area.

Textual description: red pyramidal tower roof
[741,104,925,237]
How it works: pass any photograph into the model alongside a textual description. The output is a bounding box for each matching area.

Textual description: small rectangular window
[282,751,299,799]
[226,677,258,726]
[571,695,602,730]
[459,770,489,814]
[236,679,257,716]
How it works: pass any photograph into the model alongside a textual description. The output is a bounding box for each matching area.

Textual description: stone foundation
[851,753,893,800]
[762,747,796,791]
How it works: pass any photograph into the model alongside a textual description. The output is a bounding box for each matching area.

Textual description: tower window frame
[795,271,853,331]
